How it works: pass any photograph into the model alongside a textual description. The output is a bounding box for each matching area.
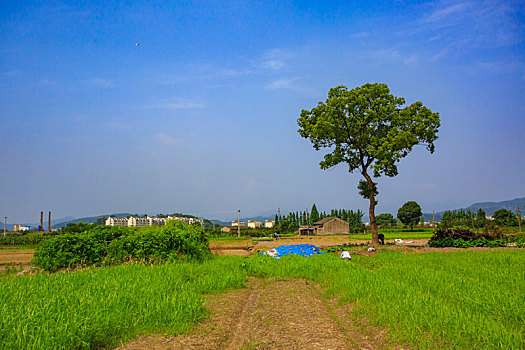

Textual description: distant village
[220,220,275,232]
[105,215,204,227]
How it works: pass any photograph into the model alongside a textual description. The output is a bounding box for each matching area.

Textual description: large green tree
[493,209,518,227]
[310,204,320,224]
[376,213,397,228]
[298,83,440,244]
[397,201,422,231]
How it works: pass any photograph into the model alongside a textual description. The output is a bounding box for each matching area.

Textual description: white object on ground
[264,249,278,257]
[367,247,376,252]
[340,251,352,260]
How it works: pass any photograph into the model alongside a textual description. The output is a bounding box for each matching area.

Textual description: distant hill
[465,198,525,215]
[51,213,132,229]
[423,197,525,222]
[209,219,229,227]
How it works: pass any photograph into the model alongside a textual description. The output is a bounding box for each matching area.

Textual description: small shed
[298,225,315,236]
[312,216,349,235]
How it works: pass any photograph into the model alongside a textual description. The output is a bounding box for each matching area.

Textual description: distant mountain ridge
[3,197,523,230]
[50,213,132,229]
[465,198,525,214]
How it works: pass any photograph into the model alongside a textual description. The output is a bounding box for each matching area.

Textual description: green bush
[32,221,210,271]
[32,234,106,271]
[428,235,525,248]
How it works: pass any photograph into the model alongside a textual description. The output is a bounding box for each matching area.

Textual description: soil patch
[118,278,403,350]
[0,249,34,272]
[211,248,252,256]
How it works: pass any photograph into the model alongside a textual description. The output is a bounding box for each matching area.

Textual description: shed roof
[313,216,347,226]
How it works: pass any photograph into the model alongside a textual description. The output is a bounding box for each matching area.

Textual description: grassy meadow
[348,228,435,240]
[1,249,523,349]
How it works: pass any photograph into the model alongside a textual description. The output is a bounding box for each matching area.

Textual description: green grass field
[1,249,523,349]
[348,231,434,240]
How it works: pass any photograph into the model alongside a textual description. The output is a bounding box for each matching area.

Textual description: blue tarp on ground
[262,244,325,258]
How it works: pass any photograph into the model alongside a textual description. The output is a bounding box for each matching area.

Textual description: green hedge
[0,233,55,246]
[32,221,209,271]
[428,237,525,248]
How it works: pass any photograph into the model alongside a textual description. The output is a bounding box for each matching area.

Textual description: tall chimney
[48,211,51,232]
[40,212,43,231]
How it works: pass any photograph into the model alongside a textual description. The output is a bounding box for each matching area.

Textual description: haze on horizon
[1,1,524,224]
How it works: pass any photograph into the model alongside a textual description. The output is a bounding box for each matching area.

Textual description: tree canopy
[397,201,422,231]
[310,204,320,224]
[493,209,518,227]
[298,83,440,244]
[376,213,397,228]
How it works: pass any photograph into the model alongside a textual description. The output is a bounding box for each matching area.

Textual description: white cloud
[34,79,58,87]
[157,64,251,85]
[265,78,302,90]
[421,0,523,48]
[470,60,525,76]
[259,48,294,70]
[349,31,370,39]
[426,2,471,24]
[373,49,420,67]
[429,48,449,61]
[150,98,205,110]
[262,60,285,69]
[243,178,256,192]
[158,132,178,145]
[83,78,115,88]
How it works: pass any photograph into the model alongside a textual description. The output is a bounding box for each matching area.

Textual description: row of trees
[441,209,487,229]
[274,204,364,233]
[442,208,523,228]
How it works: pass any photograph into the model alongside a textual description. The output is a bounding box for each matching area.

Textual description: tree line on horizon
[274,204,365,233]
[441,208,523,229]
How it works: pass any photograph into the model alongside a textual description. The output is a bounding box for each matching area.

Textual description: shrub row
[427,237,525,248]
[32,221,209,271]
[0,233,53,246]
[428,228,525,248]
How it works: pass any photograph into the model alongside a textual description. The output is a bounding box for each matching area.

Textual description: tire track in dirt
[226,279,262,349]
[118,278,402,350]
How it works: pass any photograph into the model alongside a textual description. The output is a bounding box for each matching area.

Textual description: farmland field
[1,248,523,349]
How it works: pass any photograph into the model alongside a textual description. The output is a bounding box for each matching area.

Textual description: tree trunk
[362,172,379,246]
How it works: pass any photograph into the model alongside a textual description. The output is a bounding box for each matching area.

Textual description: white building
[106,215,203,228]
[248,220,261,228]
[128,217,149,227]
[167,216,204,226]
[13,225,30,232]
[148,217,166,226]
[105,217,128,226]
[265,220,275,228]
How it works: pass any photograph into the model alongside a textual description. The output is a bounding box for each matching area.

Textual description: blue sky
[1,0,524,223]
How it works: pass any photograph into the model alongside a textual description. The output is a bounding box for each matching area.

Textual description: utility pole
[432,211,435,234]
[3,217,6,237]
[237,210,240,238]
[277,207,281,235]
[518,206,522,234]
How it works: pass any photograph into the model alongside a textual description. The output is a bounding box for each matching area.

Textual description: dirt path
[118,278,400,350]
